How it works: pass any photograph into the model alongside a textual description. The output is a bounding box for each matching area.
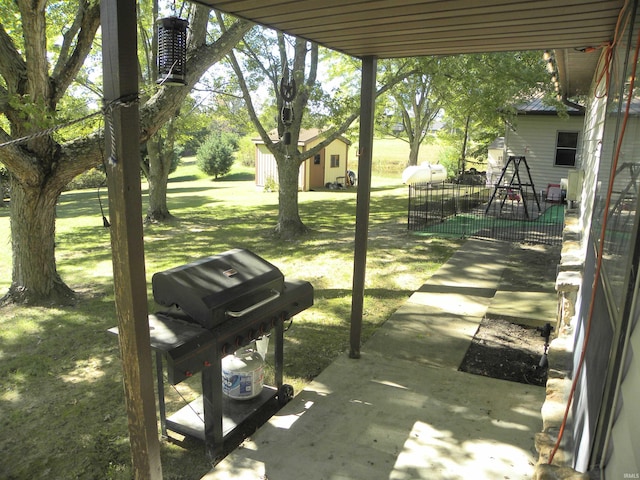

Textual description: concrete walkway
[203,238,554,480]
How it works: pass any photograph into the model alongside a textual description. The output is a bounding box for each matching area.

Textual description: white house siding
[255,145,279,187]
[570,47,618,475]
[504,115,584,195]
[570,34,640,476]
[597,52,640,478]
[579,75,609,235]
[486,137,505,186]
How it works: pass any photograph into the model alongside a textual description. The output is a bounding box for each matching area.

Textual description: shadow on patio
[202,238,556,480]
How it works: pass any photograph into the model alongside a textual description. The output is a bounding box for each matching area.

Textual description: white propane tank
[222,344,265,400]
[402,163,447,184]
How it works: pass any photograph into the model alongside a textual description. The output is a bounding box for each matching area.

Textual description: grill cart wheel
[279,384,294,405]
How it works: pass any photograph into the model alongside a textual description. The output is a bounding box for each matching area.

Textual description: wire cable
[0,94,139,150]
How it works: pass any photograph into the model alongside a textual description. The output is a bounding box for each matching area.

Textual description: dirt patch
[457,243,559,386]
[459,316,549,386]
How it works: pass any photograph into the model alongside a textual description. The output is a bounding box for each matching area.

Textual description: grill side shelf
[107,275,314,461]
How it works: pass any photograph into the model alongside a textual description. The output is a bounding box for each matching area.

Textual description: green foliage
[436,146,461,179]
[0,165,9,200]
[437,52,550,160]
[373,52,550,170]
[196,133,238,178]
[263,176,279,192]
[65,168,107,191]
[140,142,182,180]
[171,96,213,155]
[55,89,103,140]
[237,135,257,167]
[7,93,57,131]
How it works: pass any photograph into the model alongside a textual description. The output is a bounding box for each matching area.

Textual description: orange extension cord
[548,7,640,464]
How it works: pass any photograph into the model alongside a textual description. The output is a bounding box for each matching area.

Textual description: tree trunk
[0,4,250,305]
[408,140,421,166]
[4,176,74,305]
[460,114,471,174]
[0,174,5,207]
[145,137,173,223]
[274,153,307,238]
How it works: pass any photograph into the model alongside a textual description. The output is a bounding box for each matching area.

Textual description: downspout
[349,55,377,359]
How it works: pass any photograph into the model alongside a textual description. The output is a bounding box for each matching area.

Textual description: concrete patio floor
[202,238,556,480]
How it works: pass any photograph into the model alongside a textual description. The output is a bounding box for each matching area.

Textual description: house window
[330,154,340,168]
[314,154,321,165]
[555,131,579,167]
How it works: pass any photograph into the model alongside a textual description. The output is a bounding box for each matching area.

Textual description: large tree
[379,58,449,166]
[438,52,550,173]
[222,21,413,238]
[0,1,251,304]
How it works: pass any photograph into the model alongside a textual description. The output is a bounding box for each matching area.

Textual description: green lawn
[0,155,461,479]
[348,136,448,180]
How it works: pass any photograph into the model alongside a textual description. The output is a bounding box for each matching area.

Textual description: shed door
[309,151,325,189]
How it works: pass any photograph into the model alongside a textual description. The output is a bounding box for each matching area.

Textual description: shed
[253,128,352,191]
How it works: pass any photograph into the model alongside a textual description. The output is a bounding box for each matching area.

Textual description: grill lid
[152,248,284,329]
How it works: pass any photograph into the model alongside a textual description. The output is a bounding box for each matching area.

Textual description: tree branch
[0,84,9,113]
[16,0,49,100]
[51,0,101,105]
[139,17,253,141]
[0,22,27,94]
[307,42,318,89]
[52,1,85,78]
[225,38,273,152]
[0,128,44,185]
[300,67,415,162]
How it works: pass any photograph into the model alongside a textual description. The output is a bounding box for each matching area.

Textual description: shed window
[330,154,340,168]
[555,131,579,167]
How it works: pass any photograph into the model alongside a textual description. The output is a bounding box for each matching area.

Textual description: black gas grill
[113,249,313,461]
[152,248,286,330]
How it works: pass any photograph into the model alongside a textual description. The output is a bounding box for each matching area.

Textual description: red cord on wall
[548,11,640,464]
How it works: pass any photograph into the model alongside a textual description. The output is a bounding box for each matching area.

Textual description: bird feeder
[157,17,188,86]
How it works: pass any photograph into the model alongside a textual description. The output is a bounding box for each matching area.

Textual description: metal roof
[197,0,626,95]
[252,128,352,144]
[516,96,585,115]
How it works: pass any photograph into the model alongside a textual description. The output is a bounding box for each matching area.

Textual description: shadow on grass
[2,174,462,478]
[169,173,202,183]
[216,171,255,182]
